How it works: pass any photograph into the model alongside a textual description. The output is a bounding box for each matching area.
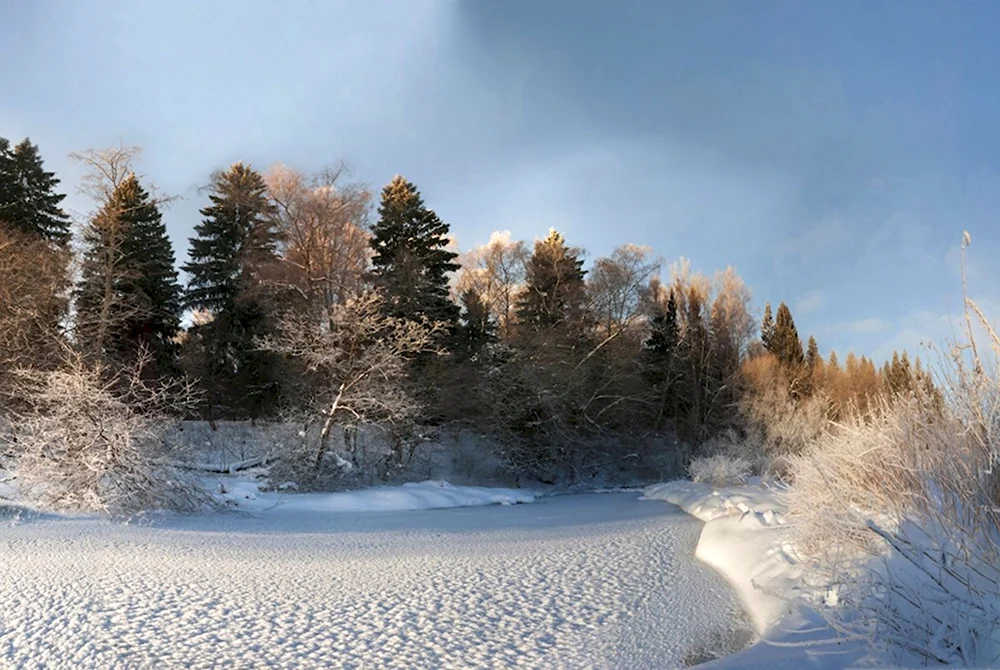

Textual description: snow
[641,479,874,669]
[213,477,537,513]
[0,492,754,668]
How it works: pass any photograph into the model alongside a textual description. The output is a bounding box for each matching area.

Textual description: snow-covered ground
[213,477,537,513]
[642,480,874,669]
[0,492,753,669]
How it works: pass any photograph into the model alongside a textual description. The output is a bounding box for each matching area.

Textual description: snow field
[1,493,753,669]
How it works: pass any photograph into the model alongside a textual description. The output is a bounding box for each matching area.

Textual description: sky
[3,0,1000,363]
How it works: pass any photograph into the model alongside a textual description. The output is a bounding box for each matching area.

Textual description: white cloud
[795,289,826,315]
[847,317,890,334]
[855,211,936,272]
[776,219,852,270]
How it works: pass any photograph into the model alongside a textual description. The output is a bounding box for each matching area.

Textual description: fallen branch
[151,456,271,474]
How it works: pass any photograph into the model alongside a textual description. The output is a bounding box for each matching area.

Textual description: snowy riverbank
[641,480,875,669]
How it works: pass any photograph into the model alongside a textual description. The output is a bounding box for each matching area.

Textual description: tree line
[0,137,939,485]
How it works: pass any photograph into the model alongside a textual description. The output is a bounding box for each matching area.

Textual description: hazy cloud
[795,289,826,316]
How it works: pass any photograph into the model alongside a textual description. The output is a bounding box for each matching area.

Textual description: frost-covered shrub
[784,235,1000,666]
[5,354,210,517]
[687,454,752,487]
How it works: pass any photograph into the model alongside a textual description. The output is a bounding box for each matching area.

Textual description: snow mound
[641,479,872,669]
[216,478,536,513]
[642,479,786,526]
[642,480,792,633]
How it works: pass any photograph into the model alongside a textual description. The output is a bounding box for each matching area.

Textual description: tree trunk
[315,382,346,470]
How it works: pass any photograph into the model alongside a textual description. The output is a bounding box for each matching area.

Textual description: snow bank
[215,478,536,513]
[642,480,793,634]
[641,480,873,669]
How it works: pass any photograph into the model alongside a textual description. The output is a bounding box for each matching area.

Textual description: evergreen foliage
[760,302,774,352]
[75,174,181,370]
[182,163,282,419]
[457,288,495,353]
[806,336,820,369]
[183,163,277,313]
[768,302,805,367]
[0,137,71,244]
[515,229,587,334]
[369,175,460,327]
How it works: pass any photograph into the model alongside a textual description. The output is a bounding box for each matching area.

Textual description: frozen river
[0,492,752,668]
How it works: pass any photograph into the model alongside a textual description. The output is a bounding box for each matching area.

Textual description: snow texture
[642,480,873,669]
[1,492,753,669]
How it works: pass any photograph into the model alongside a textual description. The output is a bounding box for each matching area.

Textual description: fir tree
[0,137,71,244]
[769,302,804,367]
[643,289,679,387]
[184,163,277,313]
[760,302,774,351]
[182,163,281,419]
[457,288,495,352]
[515,229,587,333]
[370,175,460,326]
[806,336,820,369]
[75,174,181,369]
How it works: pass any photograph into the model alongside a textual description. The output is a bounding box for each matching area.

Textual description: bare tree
[258,291,446,485]
[454,231,529,339]
[0,224,70,387]
[588,243,661,337]
[266,163,372,311]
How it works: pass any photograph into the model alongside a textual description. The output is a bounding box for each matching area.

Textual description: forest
[0,136,943,510]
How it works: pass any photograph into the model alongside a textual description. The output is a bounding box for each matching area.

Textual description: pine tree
[0,137,71,244]
[515,229,587,333]
[370,175,460,326]
[182,163,281,419]
[769,302,805,367]
[828,350,840,370]
[75,174,181,369]
[760,302,774,351]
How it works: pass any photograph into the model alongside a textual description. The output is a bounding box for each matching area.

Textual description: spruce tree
[457,289,495,353]
[643,289,680,427]
[184,163,277,313]
[75,174,181,369]
[643,289,679,386]
[806,336,820,369]
[370,175,460,326]
[182,163,281,419]
[515,229,587,333]
[0,137,71,244]
[769,302,804,367]
[760,302,774,351]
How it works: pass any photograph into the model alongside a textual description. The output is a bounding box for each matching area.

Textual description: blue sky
[2,0,999,363]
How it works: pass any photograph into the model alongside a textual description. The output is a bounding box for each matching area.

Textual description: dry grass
[781,232,1000,666]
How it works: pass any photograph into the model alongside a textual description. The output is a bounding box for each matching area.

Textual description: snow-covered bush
[4,353,210,517]
[258,291,445,485]
[688,454,752,487]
